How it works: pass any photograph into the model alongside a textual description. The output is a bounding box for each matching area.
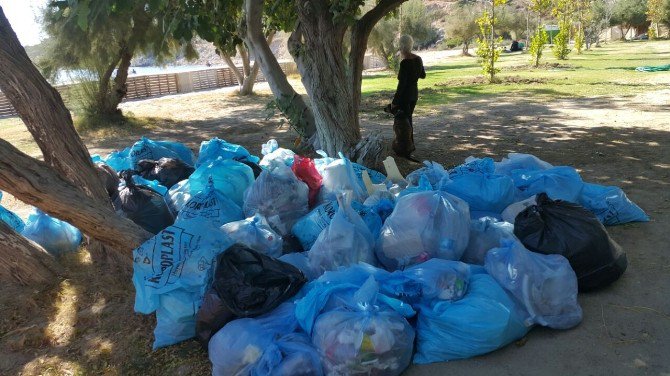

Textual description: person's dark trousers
[399,101,417,127]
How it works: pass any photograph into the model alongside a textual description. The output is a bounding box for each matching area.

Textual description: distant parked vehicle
[632,33,648,40]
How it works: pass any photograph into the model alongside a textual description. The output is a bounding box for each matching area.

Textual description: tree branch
[0,139,151,257]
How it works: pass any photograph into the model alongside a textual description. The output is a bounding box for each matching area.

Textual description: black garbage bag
[136,157,194,188]
[117,172,175,234]
[514,193,627,291]
[195,244,306,347]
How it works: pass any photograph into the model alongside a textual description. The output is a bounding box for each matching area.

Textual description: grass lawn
[361,41,670,113]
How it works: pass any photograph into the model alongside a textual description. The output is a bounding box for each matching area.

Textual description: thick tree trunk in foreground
[0,139,151,253]
[0,7,148,266]
[0,221,62,286]
[243,0,317,143]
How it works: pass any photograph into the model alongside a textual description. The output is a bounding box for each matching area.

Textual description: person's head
[398,34,414,56]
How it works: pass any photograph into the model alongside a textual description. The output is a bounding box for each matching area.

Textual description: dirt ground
[1,65,669,375]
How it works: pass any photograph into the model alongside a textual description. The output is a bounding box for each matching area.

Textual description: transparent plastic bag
[243,163,309,236]
[382,259,470,307]
[221,214,283,258]
[307,193,376,276]
[209,303,302,376]
[318,154,368,204]
[310,277,415,376]
[375,191,470,270]
[501,195,537,223]
[460,217,516,265]
[485,240,583,329]
[292,199,382,251]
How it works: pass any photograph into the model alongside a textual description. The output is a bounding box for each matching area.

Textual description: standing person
[388,34,426,159]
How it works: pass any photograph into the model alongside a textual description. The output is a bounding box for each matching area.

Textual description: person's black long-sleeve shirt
[392,56,426,105]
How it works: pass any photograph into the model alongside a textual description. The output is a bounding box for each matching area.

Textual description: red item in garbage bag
[292,155,323,207]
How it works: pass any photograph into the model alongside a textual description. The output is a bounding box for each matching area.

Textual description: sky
[1,0,45,46]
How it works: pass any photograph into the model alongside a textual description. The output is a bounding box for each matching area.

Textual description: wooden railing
[0,58,382,118]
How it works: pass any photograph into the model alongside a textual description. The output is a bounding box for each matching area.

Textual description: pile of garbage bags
[115,139,649,374]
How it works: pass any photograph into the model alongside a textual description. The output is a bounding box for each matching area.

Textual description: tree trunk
[107,46,133,114]
[97,57,121,113]
[0,221,62,286]
[240,59,261,95]
[221,50,246,92]
[289,19,359,156]
[462,42,471,56]
[238,44,251,77]
[0,8,146,265]
[243,0,317,142]
[0,139,151,253]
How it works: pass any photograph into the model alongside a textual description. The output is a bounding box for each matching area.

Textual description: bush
[529,26,549,67]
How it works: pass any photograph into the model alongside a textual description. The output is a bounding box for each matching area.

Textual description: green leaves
[77,1,90,30]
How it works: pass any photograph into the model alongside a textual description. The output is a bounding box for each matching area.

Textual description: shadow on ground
[1,92,669,375]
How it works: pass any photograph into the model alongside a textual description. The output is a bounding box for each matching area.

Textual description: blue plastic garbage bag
[221,214,283,258]
[382,259,470,307]
[175,179,243,229]
[197,137,260,167]
[155,140,195,166]
[189,157,255,207]
[129,137,181,169]
[578,182,649,225]
[307,193,376,276]
[485,240,582,329]
[511,166,584,202]
[375,190,470,270]
[252,333,324,376]
[440,172,515,213]
[449,157,496,177]
[365,196,395,223]
[292,199,382,251]
[294,266,413,336]
[461,217,516,265]
[21,209,82,255]
[244,162,309,236]
[310,277,415,376]
[397,174,433,199]
[132,225,233,315]
[0,194,25,232]
[104,147,132,172]
[209,303,306,376]
[413,272,530,364]
[406,161,449,189]
[318,154,368,204]
[492,153,553,176]
[153,289,201,349]
[131,175,168,196]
